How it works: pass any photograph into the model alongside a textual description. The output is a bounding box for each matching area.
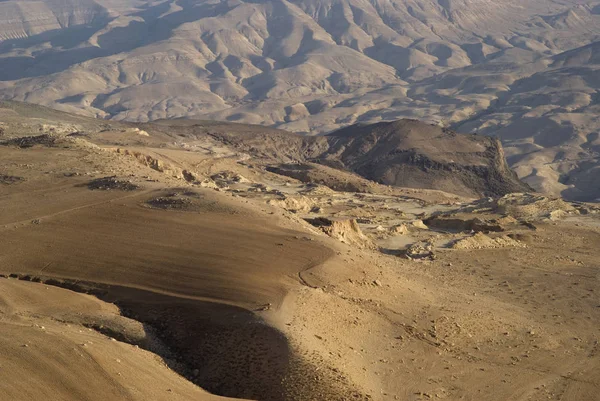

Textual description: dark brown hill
[209,119,531,198]
[320,120,532,197]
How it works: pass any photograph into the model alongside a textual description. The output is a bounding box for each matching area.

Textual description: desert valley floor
[0,102,599,401]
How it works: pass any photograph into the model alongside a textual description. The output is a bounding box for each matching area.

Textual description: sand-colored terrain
[0,279,231,401]
[0,103,599,400]
[2,0,600,198]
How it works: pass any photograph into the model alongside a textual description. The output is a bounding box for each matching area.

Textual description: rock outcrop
[305,217,374,248]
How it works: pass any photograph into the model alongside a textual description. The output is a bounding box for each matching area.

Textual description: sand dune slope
[0,279,233,401]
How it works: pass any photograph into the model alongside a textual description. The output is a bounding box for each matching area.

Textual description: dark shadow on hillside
[0,23,107,52]
[10,274,292,400]
[7,272,371,400]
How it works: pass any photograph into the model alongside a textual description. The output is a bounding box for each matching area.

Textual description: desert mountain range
[1,0,600,200]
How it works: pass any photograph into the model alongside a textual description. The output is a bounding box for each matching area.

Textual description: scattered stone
[0,174,24,185]
[256,303,272,311]
[548,209,568,221]
[182,170,197,182]
[248,183,271,192]
[84,176,139,191]
[210,171,250,186]
[63,172,81,177]
[411,220,429,230]
[1,134,60,148]
[425,215,509,233]
[310,206,322,214]
[404,242,435,260]
[147,196,192,210]
[199,178,219,189]
[389,224,409,235]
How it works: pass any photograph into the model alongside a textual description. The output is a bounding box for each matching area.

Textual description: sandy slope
[0,279,231,401]
[0,129,367,399]
[0,105,599,401]
[0,162,330,306]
